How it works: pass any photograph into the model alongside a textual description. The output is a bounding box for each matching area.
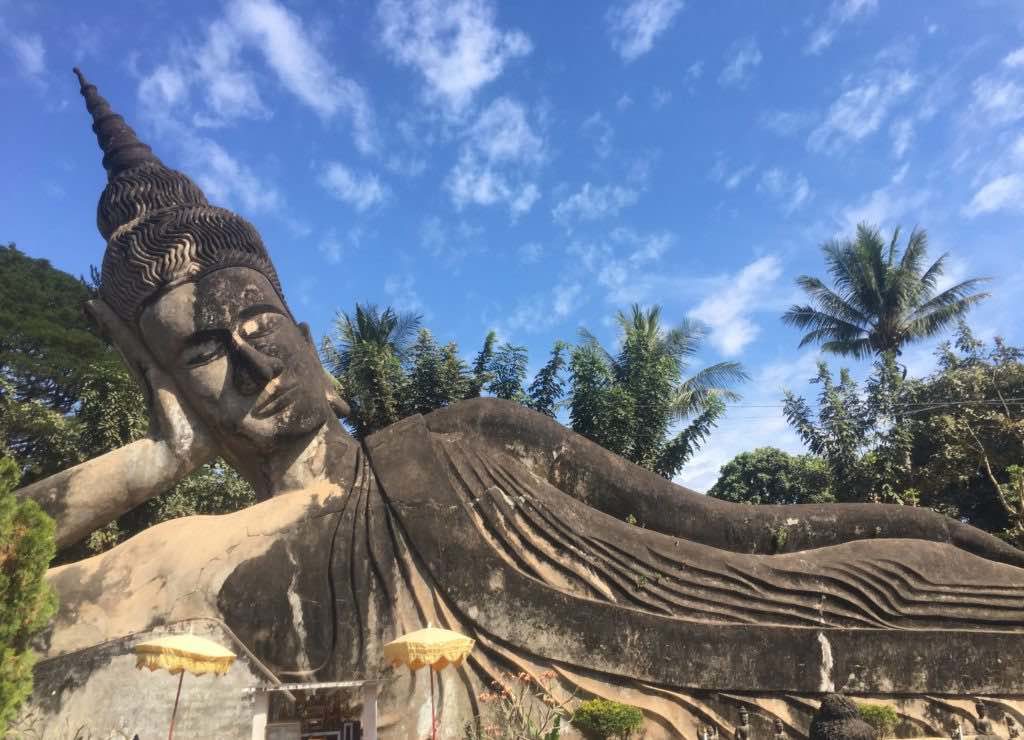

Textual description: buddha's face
[139,266,331,450]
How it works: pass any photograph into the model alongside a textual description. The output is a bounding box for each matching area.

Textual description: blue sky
[3,0,1024,490]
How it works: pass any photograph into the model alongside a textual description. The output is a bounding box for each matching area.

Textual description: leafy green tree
[488,342,529,402]
[438,341,473,406]
[708,447,835,505]
[572,698,644,740]
[322,304,420,438]
[468,330,497,398]
[909,324,1024,542]
[0,244,110,412]
[404,329,473,415]
[0,455,57,734]
[527,341,568,417]
[783,224,989,359]
[570,305,748,478]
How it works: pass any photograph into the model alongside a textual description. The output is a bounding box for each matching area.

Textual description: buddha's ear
[298,321,351,419]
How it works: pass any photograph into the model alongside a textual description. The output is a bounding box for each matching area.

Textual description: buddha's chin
[232,402,328,449]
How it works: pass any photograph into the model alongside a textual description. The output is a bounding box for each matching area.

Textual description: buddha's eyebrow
[237,303,284,320]
[183,328,224,347]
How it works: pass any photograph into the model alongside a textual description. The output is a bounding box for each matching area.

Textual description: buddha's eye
[238,312,283,340]
[183,337,225,367]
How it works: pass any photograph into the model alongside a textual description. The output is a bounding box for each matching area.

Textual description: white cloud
[757,169,811,214]
[651,86,673,110]
[718,38,762,88]
[1003,47,1024,68]
[963,174,1024,217]
[384,274,426,315]
[686,60,704,81]
[688,255,784,356]
[808,70,917,153]
[318,226,364,263]
[582,112,615,158]
[568,228,674,305]
[606,0,685,63]
[10,33,45,80]
[838,175,930,234]
[616,93,634,110]
[553,282,583,318]
[518,242,544,263]
[319,162,389,211]
[759,109,816,137]
[137,0,375,151]
[377,0,531,113]
[445,97,544,217]
[969,76,1024,127]
[805,0,879,55]
[552,183,640,227]
[889,117,914,158]
[496,281,586,336]
[182,136,282,213]
[710,158,755,190]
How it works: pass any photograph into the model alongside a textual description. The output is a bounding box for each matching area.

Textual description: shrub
[572,698,644,740]
[858,703,898,739]
[465,671,574,740]
[0,455,58,734]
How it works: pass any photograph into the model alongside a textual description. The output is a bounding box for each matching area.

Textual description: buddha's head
[74,69,345,456]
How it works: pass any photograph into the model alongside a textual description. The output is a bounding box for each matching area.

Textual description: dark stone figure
[974,703,996,738]
[809,695,874,740]
[1007,715,1020,740]
[775,718,788,740]
[12,70,1024,739]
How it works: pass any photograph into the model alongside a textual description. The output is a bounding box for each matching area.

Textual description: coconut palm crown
[783,224,990,359]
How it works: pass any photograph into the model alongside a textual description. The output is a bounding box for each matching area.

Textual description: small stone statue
[975,703,994,736]
[773,718,786,740]
[809,694,874,740]
[735,707,752,740]
[700,725,710,740]
[1007,715,1020,740]
[951,724,962,740]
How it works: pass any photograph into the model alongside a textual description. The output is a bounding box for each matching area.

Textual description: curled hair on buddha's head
[74,68,288,323]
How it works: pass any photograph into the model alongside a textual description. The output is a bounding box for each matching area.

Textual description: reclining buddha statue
[15,70,1024,739]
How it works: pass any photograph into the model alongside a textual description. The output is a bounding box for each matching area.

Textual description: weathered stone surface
[809,695,875,740]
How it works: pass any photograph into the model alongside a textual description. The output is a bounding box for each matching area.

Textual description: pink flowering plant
[463,670,576,740]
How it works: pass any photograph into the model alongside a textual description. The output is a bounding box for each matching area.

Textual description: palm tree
[321,304,421,438]
[570,304,749,478]
[783,224,989,359]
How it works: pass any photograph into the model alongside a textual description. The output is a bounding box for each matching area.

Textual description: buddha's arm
[425,398,1024,568]
[17,438,211,549]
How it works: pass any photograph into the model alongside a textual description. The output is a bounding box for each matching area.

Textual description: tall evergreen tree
[406,328,445,416]
[488,342,529,402]
[528,341,568,417]
[468,330,498,398]
[783,224,989,359]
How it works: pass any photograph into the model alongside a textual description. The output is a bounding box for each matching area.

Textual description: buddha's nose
[231,338,284,396]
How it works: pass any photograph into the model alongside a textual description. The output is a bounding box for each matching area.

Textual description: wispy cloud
[757,168,812,214]
[552,183,640,227]
[318,226,365,263]
[384,273,427,316]
[377,0,531,114]
[808,69,916,153]
[137,0,375,151]
[445,96,545,217]
[889,117,914,158]
[718,38,762,88]
[182,135,282,213]
[837,168,930,233]
[319,162,389,211]
[518,242,544,263]
[969,75,1024,127]
[566,228,674,305]
[805,0,879,55]
[710,158,755,190]
[651,86,673,110]
[582,112,615,158]
[1003,47,1024,68]
[606,0,685,63]
[759,109,816,137]
[10,33,46,81]
[963,174,1024,217]
[688,255,784,356]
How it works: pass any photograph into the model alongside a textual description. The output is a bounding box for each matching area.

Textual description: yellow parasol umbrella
[383,627,475,740]
[133,634,236,740]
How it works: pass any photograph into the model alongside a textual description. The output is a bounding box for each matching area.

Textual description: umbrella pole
[168,671,184,740]
[430,667,437,740]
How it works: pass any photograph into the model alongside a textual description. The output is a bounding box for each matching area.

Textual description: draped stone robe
[27,400,1024,739]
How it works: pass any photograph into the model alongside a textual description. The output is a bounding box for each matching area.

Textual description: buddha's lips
[252,382,297,418]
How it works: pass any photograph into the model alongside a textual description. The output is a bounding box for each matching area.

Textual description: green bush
[858,703,898,739]
[572,698,644,740]
[0,455,58,734]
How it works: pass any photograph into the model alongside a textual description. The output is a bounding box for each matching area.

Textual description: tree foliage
[0,455,57,734]
[487,342,529,403]
[708,447,834,505]
[569,305,748,478]
[572,699,644,740]
[783,224,989,359]
[527,341,568,417]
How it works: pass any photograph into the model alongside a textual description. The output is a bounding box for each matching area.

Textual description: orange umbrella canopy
[133,635,236,676]
[383,627,475,671]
